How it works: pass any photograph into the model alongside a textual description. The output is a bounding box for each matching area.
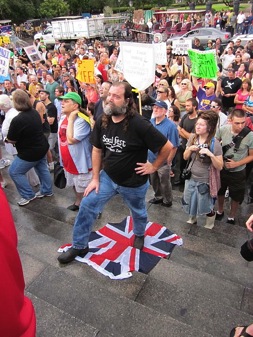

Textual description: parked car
[167,27,231,46]
[232,34,253,46]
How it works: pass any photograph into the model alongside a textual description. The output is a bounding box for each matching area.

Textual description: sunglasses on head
[157,90,165,93]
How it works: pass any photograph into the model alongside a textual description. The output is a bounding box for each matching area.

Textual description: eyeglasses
[158,83,165,86]
[181,83,187,85]
[157,90,166,93]
[211,105,218,108]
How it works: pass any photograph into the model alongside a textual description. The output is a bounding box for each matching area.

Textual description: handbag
[54,162,66,189]
[180,153,197,181]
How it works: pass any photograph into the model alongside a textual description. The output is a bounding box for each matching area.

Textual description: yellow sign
[0,36,10,46]
[76,59,95,84]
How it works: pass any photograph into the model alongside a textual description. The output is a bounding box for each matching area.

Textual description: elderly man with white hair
[0,94,40,188]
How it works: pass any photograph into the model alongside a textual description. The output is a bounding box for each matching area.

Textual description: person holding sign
[192,76,217,111]
[57,82,172,264]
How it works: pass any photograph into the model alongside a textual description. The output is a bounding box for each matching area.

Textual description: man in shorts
[58,92,92,211]
[216,109,253,224]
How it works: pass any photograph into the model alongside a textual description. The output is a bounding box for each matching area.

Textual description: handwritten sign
[0,47,10,76]
[0,36,10,46]
[120,42,155,91]
[188,49,218,80]
[154,42,167,65]
[115,51,123,73]
[76,59,95,83]
[172,39,192,55]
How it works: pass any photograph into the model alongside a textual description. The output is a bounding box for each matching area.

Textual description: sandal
[230,326,253,337]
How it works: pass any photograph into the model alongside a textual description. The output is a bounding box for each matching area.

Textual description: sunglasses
[157,90,166,93]
[181,83,187,85]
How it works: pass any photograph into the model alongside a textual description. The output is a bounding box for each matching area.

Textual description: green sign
[188,49,218,80]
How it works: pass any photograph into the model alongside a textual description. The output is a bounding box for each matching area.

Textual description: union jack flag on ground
[58,216,183,279]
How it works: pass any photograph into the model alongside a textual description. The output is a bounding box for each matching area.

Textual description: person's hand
[199,147,213,157]
[188,145,199,152]
[224,159,237,169]
[246,214,253,232]
[68,110,79,121]
[135,161,157,175]
[84,178,99,196]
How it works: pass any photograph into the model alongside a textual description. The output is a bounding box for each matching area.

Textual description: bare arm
[191,75,199,91]
[178,125,192,140]
[66,110,80,145]
[225,148,253,170]
[84,146,102,196]
[35,101,46,123]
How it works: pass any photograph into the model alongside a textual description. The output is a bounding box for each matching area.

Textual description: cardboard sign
[172,39,192,55]
[76,59,95,83]
[24,45,42,63]
[0,47,10,76]
[188,49,218,79]
[154,42,167,65]
[120,42,155,91]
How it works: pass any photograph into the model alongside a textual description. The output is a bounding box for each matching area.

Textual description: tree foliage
[39,0,69,18]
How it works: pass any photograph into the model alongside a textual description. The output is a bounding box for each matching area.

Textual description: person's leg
[72,171,117,249]
[9,157,36,199]
[119,181,149,237]
[34,156,52,195]
[159,164,172,205]
[229,200,240,219]
[149,171,162,202]
[217,194,225,213]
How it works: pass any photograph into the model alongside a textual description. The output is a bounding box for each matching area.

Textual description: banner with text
[120,42,155,91]
[172,39,192,55]
[188,49,218,80]
[0,47,10,77]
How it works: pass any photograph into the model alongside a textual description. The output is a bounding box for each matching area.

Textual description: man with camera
[215,109,253,224]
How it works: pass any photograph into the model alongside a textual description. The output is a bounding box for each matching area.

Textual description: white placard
[154,42,167,65]
[0,47,10,76]
[172,39,192,55]
[114,51,124,73]
[120,42,155,91]
[24,45,42,63]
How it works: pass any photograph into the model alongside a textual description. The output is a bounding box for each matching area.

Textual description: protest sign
[115,51,123,73]
[0,47,10,77]
[154,42,167,65]
[188,49,218,80]
[76,59,95,83]
[24,45,41,62]
[172,39,192,55]
[120,42,155,91]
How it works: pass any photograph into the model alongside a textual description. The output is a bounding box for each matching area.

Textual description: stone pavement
[2,149,253,337]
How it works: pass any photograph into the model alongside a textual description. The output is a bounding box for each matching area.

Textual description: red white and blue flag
[58,216,183,279]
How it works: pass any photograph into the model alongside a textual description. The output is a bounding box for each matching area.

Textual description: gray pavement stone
[27,265,212,337]
[27,293,99,337]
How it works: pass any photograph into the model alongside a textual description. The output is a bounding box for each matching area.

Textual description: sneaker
[215,211,224,221]
[58,246,89,264]
[18,196,36,206]
[35,191,54,198]
[0,159,11,169]
[149,197,163,204]
[161,202,172,208]
[48,162,54,172]
[227,218,235,225]
[67,204,79,211]
[133,235,144,250]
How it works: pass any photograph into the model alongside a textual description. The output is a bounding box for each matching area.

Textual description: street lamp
[233,0,240,16]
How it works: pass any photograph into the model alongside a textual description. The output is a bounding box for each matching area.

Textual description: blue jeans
[9,155,52,199]
[73,170,149,249]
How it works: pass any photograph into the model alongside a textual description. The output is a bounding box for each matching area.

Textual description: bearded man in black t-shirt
[58,81,173,264]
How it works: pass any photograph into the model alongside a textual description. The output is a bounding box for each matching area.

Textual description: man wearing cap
[148,100,179,207]
[39,90,58,171]
[58,92,92,211]
[192,76,217,111]
[57,81,172,264]
[45,72,58,102]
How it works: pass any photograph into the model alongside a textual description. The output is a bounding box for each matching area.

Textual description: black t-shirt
[7,109,49,161]
[46,102,58,133]
[33,100,50,136]
[221,77,242,108]
[94,99,103,121]
[179,113,198,149]
[91,113,168,187]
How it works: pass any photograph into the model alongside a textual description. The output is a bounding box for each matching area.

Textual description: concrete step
[26,264,212,337]
[136,259,253,337]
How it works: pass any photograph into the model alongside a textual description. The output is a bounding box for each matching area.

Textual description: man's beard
[104,102,128,116]
[187,109,194,115]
